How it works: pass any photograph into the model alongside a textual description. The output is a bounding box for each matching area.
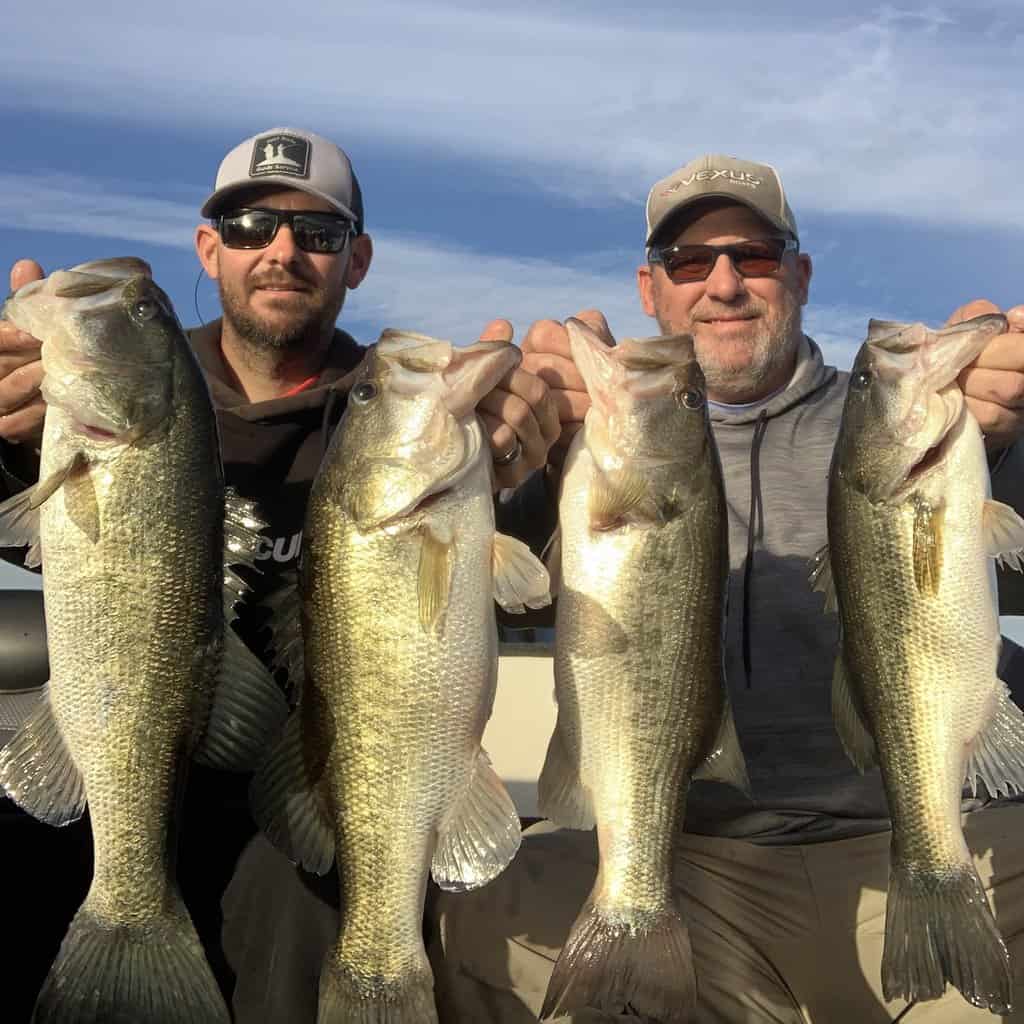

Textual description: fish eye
[852,369,873,389]
[351,381,378,404]
[679,387,705,410]
[132,298,160,322]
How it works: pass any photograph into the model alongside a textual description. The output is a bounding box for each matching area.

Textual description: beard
[659,288,803,403]
[218,272,346,352]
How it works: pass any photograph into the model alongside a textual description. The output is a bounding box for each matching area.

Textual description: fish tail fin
[317,961,438,1024]
[32,898,230,1023]
[882,859,1011,1014]
[539,901,695,1022]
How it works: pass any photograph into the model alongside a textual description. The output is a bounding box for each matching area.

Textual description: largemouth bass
[812,314,1024,1014]
[537,318,748,1022]
[0,258,286,1024]
[251,330,550,1024]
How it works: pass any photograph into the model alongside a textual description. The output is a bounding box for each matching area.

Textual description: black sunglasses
[217,208,356,254]
[648,238,799,283]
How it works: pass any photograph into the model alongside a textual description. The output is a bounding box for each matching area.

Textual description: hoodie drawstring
[742,410,769,689]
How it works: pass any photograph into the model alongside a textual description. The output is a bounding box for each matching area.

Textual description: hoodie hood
[187,319,367,421]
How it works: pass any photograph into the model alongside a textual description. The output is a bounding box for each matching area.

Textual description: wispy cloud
[0,171,881,370]
[3,3,1022,230]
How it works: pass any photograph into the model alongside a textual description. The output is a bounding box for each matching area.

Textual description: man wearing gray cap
[0,126,560,1016]
[430,154,1024,1021]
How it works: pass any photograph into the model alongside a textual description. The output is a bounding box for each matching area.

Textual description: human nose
[262,221,302,264]
[703,252,746,302]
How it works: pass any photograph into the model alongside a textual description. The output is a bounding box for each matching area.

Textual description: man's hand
[951,299,1024,453]
[0,260,46,447]
[520,309,608,469]
[475,319,562,490]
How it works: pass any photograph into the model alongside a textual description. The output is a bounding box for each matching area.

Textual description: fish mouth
[894,385,966,496]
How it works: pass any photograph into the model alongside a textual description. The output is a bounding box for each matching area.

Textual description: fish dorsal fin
[432,748,521,891]
[418,524,453,632]
[694,692,751,795]
[589,466,658,530]
[983,500,1024,571]
[912,498,944,596]
[808,543,838,613]
[965,681,1024,798]
[537,723,595,828]
[492,532,551,613]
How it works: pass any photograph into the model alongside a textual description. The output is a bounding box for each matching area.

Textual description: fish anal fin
[537,722,595,829]
[808,543,838,613]
[912,498,944,596]
[492,532,551,613]
[694,692,750,795]
[0,683,87,825]
[194,626,289,773]
[832,648,878,773]
[432,748,521,892]
[249,709,335,875]
[983,499,1024,572]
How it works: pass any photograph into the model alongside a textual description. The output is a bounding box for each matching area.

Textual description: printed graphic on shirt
[249,134,312,180]
[254,530,303,565]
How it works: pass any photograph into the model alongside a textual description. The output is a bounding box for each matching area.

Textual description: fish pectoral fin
[540,527,562,599]
[432,748,521,892]
[589,466,659,530]
[983,499,1024,572]
[537,721,595,828]
[694,693,751,796]
[194,626,289,773]
[912,499,944,595]
[808,543,838,614]
[29,451,90,510]
[419,525,453,631]
[831,648,878,773]
[965,681,1024,799]
[249,709,335,875]
[493,532,552,613]
[0,682,87,825]
[0,485,42,567]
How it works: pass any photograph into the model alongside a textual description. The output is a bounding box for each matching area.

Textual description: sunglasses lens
[220,210,279,249]
[731,241,786,276]
[661,240,788,283]
[663,249,715,282]
[292,215,350,254]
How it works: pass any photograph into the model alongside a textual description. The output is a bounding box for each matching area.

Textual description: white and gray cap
[645,154,798,246]
[201,127,364,232]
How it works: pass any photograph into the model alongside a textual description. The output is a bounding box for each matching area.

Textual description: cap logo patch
[661,169,763,196]
[249,133,311,180]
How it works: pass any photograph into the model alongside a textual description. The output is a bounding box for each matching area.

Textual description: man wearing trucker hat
[0,126,559,1014]
[430,154,1024,1021]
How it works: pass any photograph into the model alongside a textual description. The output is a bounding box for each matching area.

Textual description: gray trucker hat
[645,154,797,246]
[201,127,364,232]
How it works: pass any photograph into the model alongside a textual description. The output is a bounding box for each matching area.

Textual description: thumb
[10,259,45,293]
[478,318,514,343]
[573,308,616,346]
[945,298,1000,327]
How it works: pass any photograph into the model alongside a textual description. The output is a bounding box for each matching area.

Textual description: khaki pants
[428,804,1024,1023]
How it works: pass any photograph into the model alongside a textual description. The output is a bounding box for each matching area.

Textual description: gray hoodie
[502,335,1024,844]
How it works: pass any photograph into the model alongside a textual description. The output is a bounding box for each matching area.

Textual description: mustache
[249,271,316,290]
[692,303,763,322]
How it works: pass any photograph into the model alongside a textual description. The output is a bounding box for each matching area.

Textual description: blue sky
[2,0,1024,627]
